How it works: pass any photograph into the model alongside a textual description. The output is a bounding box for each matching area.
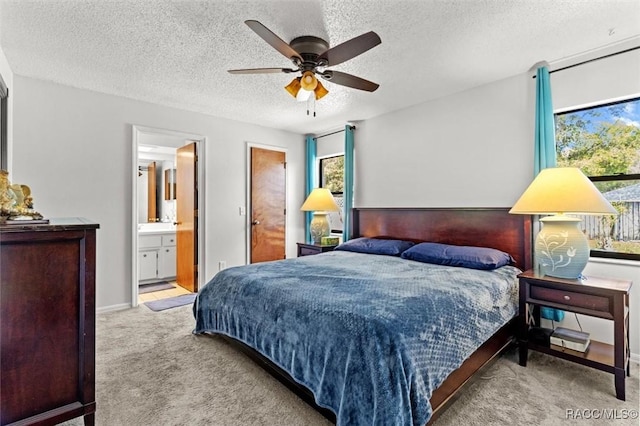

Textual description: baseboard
[97,303,131,314]
[631,352,639,364]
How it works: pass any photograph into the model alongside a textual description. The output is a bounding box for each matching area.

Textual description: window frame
[318,154,344,234]
[555,96,640,261]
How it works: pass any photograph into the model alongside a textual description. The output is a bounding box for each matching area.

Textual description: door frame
[245,142,288,264]
[131,125,207,307]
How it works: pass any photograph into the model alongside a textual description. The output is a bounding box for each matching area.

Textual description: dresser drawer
[139,235,162,248]
[162,234,176,247]
[529,285,610,313]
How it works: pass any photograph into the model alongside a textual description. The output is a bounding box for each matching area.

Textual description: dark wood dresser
[0,218,99,425]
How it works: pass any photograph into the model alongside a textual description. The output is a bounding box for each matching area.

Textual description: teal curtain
[305,135,317,243]
[534,66,564,323]
[343,125,355,241]
[534,67,557,174]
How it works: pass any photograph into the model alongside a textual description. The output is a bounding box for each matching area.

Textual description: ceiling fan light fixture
[230,21,381,103]
[284,77,301,98]
[300,71,318,91]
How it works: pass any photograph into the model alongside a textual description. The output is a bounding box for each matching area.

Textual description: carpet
[138,281,174,294]
[59,305,639,426]
[144,293,197,311]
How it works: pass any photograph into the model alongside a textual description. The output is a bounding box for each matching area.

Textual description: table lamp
[300,188,340,244]
[509,167,617,279]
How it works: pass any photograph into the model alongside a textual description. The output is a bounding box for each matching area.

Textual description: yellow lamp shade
[300,188,340,212]
[284,77,301,98]
[300,71,318,91]
[509,167,617,215]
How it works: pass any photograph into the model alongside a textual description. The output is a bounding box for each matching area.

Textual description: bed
[193,208,532,425]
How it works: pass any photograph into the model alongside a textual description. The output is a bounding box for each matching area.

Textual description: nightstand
[297,242,337,257]
[518,269,632,400]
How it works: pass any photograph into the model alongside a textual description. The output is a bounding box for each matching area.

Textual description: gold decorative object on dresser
[0,169,44,222]
[0,218,99,425]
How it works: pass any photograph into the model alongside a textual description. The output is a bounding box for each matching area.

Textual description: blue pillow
[400,242,514,270]
[334,237,415,256]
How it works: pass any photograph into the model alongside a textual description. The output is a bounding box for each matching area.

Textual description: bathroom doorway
[131,125,206,307]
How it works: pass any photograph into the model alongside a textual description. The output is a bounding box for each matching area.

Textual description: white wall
[552,48,640,112]
[0,44,13,173]
[11,76,305,310]
[354,49,639,358]
[356,72,535,208]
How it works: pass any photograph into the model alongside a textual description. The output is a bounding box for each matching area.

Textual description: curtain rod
[313,125,356,141]
[532,45,640,78]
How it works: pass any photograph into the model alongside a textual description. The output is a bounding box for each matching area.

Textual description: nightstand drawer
[530,285,610,313]
[297,242,337,257]
[299,246,320,256]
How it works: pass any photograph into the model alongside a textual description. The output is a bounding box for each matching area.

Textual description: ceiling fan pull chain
[307,94,316,117]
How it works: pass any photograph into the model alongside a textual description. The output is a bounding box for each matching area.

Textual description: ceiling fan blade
[245,20,302,61]
[318,31,381,66]
[321,70,379,92]
[228,68,296,74]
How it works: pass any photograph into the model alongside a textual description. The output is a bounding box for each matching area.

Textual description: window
[319,155,344,233]
[555,97,640,260]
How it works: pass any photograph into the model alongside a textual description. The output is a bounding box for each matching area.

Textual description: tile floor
[138,281,191,304]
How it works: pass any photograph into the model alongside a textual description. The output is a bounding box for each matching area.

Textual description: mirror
[138,145,177,223]
[164,169,176,200]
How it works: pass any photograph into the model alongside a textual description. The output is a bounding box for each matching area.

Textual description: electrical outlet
[239,206,246,216]
[219,261,226,271]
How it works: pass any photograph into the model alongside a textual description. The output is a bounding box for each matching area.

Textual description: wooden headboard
[351,208,532,271]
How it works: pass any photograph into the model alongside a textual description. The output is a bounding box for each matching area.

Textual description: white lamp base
[536,215,589,279]
[309,211,330,244]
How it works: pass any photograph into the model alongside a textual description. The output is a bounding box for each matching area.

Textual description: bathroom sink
[138,223,176,233]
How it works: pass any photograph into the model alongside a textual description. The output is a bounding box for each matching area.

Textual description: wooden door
[147,161,157,222]
[250,147,286,263]
[176,142,197,292]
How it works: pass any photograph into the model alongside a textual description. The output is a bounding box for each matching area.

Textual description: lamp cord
[550,313,583,333]
[574,313,583,332]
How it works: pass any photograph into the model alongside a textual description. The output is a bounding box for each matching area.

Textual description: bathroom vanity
[138,224,176,283]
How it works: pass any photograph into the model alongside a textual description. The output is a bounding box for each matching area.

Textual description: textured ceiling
[1,0,639,135]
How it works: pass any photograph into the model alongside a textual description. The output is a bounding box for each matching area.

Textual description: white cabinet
[139,250,158,280]
[159,234,176,278]
[138,232,176,283]
[159,246,176,278]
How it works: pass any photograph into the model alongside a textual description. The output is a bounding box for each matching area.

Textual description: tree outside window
[319,155,344,233]
[555,97,640,259]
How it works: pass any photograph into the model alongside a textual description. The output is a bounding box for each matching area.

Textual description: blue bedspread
[193,251,520,425]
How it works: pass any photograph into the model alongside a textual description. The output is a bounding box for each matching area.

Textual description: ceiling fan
[228,20,381,102]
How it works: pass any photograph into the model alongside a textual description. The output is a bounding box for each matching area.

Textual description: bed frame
[218,207,532,424]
